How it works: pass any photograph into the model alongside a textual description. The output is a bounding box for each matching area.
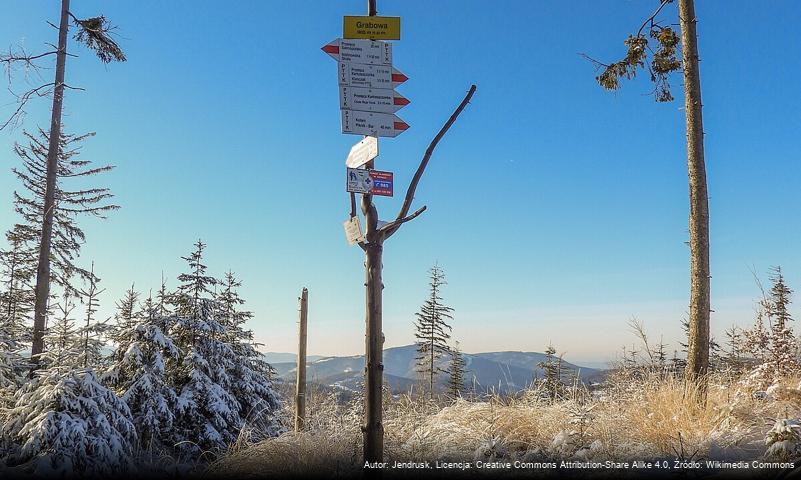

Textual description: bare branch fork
[361,84,477,244]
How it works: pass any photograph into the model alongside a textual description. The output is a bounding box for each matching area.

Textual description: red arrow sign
[321,38,392,65]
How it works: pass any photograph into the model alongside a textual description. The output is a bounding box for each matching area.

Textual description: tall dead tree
[0,1,126,371]
[352,4,475,464]
[352,81,476,465]
[583,0,709,384]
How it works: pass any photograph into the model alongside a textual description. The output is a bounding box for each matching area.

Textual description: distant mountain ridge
[265,344,604,394]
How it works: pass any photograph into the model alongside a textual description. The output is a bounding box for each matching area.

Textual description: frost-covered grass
[210,371,801,478]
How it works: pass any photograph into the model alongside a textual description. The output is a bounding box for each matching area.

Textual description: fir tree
[765,267,798,378]
[447,341,466,400]
[2,289,136,475]
[11,130,118,299]
[0,229,36,345]
[1,369,136,476]
[76,262,109,369]
[216,271,281,437]
[413,263,453,398]
[537,344,564,401]
[104,290,180,452]
[168,241,242,454]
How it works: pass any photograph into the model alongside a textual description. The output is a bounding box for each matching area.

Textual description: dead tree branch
[384,84,477,240]
[1,82,54,131]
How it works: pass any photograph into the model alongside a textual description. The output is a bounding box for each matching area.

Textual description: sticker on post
[346,168,393,196]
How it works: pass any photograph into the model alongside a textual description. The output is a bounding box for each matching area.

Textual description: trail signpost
[339,63,408,89]
[343,15,401,40]
[341,110,409,137]
[322,38,392,65]
[323,0,476,468]
[345,136,379,168]
[340,85,410,114]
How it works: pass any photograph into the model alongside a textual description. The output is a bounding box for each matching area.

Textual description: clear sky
[1,1,800,365]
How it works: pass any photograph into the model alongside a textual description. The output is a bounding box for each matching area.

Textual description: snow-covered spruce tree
[414,263,453,398]
[215,270,281,439]
[0,229,36,346]
[167,240,242,454]
[447,341,466,400]
[0,321,21,403]
[766,267,798,377]
[0,289,136,476]
[104,290,180,453]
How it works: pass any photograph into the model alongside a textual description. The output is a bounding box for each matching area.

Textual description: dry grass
[209,372,801,477]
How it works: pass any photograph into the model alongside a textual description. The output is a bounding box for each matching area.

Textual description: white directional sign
[345,136,379,168]
[340,86,410,114]
[338,63,408,89]
[341,109,409,137]
[322,38,391,65]
[343,216,365,246]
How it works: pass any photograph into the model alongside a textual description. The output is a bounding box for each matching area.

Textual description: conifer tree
[7,130,119,370]
[584,0,711,384]
[1,288,136,475]
[216,271,281,439]
[168,241,241,453]
[537,344,563,401]
[104,290,180,452]
[0,230,36,345]
[447,341,466,400]
[765,267,798,378]
[413,263,453,398]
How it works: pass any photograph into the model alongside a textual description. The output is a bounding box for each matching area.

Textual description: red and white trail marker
[322,38,391,65]
[339,86,410,114]
[341,109,409,138]
[338,63,408,89]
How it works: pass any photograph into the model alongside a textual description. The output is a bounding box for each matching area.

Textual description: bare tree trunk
[363,240,384,464]
[31,0,71,371]
[679,0,710,384]
[295,287,308,432]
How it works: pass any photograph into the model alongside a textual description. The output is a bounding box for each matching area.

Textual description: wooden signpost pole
[295,287,308,432]
[331,0,476,466]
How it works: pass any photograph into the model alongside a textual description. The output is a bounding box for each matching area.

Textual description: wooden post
[347,0,476,461]
[295,287,308,432]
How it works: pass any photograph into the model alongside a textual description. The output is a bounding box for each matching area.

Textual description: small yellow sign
[343,16,400,40]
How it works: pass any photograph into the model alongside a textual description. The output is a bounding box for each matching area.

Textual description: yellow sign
[343,16,400,40]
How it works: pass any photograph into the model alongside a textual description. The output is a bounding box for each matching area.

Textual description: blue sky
[1,1,800,365]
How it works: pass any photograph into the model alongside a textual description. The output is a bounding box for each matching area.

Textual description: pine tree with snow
[447,341,466,400]
[216,271,281,439]
[104,290,180,453]
[1,289,136,475]
[0,229,36,346]
[414,263,453,398]
[0,322,21,403]
[765,267,798,378]
[167,241,242,454]
[1,369,137,476]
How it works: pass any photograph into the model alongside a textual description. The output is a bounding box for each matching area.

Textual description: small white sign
[345,136,379,168]
[343,216,365,246]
